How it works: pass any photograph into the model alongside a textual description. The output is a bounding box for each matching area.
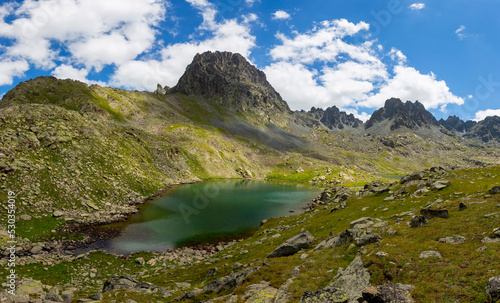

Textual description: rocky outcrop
[267,231,314,258]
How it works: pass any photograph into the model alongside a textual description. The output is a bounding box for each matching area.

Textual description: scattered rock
[102,276,159,293]
[420,208,449,219]
[20,214,32,220]
[355,232,382,246]
[204,267,260,294]
[16,279,44,296]
[362,283,415,303]
[459,202,467,211]
[299,288,348,303]
[375,252,389,258]
[419,251,442,259]
[45,286,63,302]
[267,231,314,258]
[482,237,500,244]
[173,288,203,302]
[350,217,387,229]
[53,210,64,217]
[487,186,500,195]
[135,257,145,265]
[274,278,294,302]
[242,281,277,303]
[494,228,500,238]
[89,293,104,301]
[438,235,466,245]
[431,180,451,191]
[486,275,500,303]
[30,245,43,255]
[315,229,354,250]
[296,167,305,173]
[326,256,370,302]
[409,216,428,228]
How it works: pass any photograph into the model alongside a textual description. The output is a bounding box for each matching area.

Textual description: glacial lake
[83,180,321,255]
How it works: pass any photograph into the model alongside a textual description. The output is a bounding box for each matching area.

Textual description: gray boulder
[419,251,442,259]
[438,235,466,245]
[204,267,259,294]
[315,230,354,250]
[267,231,314,258]
[326,256,370,302]
[486,276,500,302]
[431,180,451,190]
[459,202,467,211]
[362,283,415,303]
[420,208,449,219]
[102,276,159,293]
[299,288,348,303]
[350,217,387,229]
[409,216,428,228]
[355,232,382,246]
[488,186,500,195]
[242,281,277,303]
[494,228,500,238]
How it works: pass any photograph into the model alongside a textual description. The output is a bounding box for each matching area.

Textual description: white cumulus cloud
[0,60,30,86]
[51,64,106,86]
[264,19,464,116]
[409,3,425,10]
[473,109,500,121]
[361,65,464,110]
[272,10,291,20]
[110,1,257,90]
[0,0,167,72]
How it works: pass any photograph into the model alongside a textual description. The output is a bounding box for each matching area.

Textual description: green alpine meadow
[1,51,500,302]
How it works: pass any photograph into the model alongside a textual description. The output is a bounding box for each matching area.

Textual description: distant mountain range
[155,51,500,144]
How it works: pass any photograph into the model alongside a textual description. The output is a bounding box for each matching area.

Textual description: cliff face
[172,51,291,116]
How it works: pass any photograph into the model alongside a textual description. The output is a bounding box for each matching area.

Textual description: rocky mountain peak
[365,98,438,130]
[172,51,291,115]
[309,106,363,130]
[439,115,477,133]
[465,115,500,143]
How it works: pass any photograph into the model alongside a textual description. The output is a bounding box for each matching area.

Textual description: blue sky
[0,0,499,121]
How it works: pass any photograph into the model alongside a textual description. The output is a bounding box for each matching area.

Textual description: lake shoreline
[60,178,322,256]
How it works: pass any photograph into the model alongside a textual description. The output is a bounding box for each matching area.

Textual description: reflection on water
[82,180,321,255]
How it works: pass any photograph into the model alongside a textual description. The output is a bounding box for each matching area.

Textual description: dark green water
[90,180,321,255]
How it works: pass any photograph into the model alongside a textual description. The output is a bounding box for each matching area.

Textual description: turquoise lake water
[90,180,321,255]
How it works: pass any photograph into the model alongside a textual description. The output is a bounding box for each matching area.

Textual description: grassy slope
[0,78,499,301]
[0,166,497,302]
